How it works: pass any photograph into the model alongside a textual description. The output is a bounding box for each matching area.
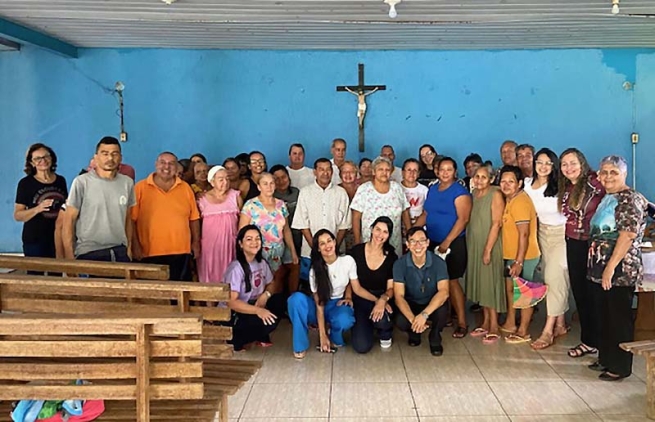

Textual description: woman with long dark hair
[417,144,438,186]
[14,143,68,260]
[224,225,284,351]
[559,148,605,358]
[525,148,570,349]
[348,216,398,353]
[287,229,356,359]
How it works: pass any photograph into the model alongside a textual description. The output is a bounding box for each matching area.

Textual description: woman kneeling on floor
[348,216,398,353]
[225,224,285,351]
[288,229,356,359]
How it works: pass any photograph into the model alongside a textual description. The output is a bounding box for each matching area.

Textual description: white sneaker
[380,339,392,349]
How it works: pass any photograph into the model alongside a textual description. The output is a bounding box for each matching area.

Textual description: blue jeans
[287,292,355,353]
[22,242,57,275]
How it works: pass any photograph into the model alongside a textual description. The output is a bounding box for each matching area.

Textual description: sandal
[554,325,570,338]
[470,328,489,338]
[482,333,500,344]
[505,333,532,344]
[567,343,597,358]
[499,326,517,334]
[452,325,468,339]
[530,333,554,350]
[293,351,307,360]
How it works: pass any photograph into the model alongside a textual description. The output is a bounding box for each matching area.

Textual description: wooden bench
[0,274,261,421]
[0,313,208,421]
[620,339,655,420]
[0,255,169,280]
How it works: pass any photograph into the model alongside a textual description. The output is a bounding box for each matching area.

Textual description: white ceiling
[1,0,655,50]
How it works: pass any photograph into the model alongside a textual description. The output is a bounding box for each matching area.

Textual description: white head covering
[207,165,226,185]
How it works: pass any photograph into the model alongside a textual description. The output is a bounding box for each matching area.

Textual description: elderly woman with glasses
[586,155,647,381]
[14,143,68,260]
[350,156,411,253]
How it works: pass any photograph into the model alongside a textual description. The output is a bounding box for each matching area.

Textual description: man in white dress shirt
[292,158,352,280]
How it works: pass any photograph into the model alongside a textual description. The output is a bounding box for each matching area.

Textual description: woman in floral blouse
[587,155,647,381]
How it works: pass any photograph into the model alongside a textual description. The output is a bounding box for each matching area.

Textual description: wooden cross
[336,63,386,152]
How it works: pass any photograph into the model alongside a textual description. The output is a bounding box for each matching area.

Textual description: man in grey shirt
[62,136,136,262]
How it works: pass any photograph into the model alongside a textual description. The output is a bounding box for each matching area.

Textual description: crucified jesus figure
[344,86,379,129]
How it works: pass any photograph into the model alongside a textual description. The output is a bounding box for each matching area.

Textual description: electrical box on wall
[120,132,128,142]
[632,133,639,144]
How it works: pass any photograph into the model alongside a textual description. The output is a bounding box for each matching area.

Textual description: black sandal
[568,343,597,358]
[452,325,468,339]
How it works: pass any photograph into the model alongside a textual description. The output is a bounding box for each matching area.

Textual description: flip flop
[505,333,532,344]
[470,328,489,338]
[530,334,554,350]
[482,333,500,344]
[499,326,517,334]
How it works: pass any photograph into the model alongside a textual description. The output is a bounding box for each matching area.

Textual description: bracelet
[264,291,272,298]
[420,312,429,319]
[513,261,523,267]
[380,294,389,302]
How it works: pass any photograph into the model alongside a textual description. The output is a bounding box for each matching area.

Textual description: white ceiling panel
[1,0,654,50]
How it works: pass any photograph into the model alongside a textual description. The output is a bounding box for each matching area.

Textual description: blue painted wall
[1,46,653,252]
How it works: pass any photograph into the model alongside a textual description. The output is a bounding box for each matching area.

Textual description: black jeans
[77,245,130,263]
[23,241,57,275]
[230,293,285,351]
[592,282,634,377]
[396,300,448,346]
[142,254,192,281]
[566,237,600,349]
[351,295,394,354]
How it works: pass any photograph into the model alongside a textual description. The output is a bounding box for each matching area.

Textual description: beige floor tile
[255,349,333,383]
[240,419,328,421]
[510,416,600,421]
[227,382,252,419]
[411,382,505,416]
[241,383,330,418]
[403,354,484,382]
[598,416,653,421]
[472,353,560,381]
[332,346,407,382]
[330,382,416,418]
[421,417,511,422]
[397,329,470,355]
[567,380,647,415]
[539,351,602,381]
[489,381,592,415]
[330,417,419,421]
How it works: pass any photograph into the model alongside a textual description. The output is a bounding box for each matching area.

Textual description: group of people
[14,136,649,382]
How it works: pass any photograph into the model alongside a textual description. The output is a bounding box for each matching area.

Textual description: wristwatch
[380,294,389,302]
[420,312,429,319]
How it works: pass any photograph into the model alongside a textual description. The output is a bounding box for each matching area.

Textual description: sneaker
[380,339,392,349]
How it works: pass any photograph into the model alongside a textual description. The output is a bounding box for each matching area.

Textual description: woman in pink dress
[197,165,243,283]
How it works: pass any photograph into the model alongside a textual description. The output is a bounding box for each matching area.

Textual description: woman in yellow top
[498,165,541,343]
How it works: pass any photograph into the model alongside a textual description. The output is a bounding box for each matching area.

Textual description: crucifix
[336,63,386,152]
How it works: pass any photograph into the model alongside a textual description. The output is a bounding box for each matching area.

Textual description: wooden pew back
[0,274,234,358]
[0,313,204,421]
[0,255,169,280]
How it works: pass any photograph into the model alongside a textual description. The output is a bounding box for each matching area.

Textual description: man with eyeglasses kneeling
[393,227,450,356]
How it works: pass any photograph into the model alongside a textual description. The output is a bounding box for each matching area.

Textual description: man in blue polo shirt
[393,226,450,356]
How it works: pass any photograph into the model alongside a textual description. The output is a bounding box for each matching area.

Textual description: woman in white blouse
[524,148,570,350]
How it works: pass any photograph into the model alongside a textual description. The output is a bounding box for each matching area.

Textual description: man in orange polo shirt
[131,151,200,281]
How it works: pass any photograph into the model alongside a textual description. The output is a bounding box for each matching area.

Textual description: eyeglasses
[250,159,266,165]
[420,152,435,158]
[408,239,428,246]
[535,160,553,167]
[32,154,51,163]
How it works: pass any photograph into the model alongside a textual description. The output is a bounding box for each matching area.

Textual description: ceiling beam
[0,17,77,58]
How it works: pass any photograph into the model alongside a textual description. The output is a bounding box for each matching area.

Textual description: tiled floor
[228,308,649,422]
